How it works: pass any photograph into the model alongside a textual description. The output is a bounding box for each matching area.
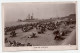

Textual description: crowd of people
[5,18,76,46]
[5,38,32,47]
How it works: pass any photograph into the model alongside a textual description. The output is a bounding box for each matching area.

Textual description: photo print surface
[2,2,77,51]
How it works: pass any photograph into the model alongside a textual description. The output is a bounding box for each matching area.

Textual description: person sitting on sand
[5,38,8,43]
[10,30,17,37]
[27,43,32,46]
[28,33,36,38]
[53,29,65,40]
[54,30,60,40]
[22,26,27,32]
[8,41,13,46]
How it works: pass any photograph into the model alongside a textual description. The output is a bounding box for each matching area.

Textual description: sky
[3,2,76,22]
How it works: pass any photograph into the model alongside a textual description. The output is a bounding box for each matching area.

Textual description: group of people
[5,38,32,47]
[5,19,76,46]
[35,20,75,40]
[5,32,35,46]
[35,21,62,34]
[5,23,37,35]
[28,33,36,38]
[4,20,69,35]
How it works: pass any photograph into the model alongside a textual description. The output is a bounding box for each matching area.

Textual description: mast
[31,13,33,19]
[28,14,30,19]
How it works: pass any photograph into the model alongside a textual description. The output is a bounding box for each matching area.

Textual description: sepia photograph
[2,2,77,51]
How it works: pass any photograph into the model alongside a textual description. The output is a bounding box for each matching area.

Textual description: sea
[5,21,35,27]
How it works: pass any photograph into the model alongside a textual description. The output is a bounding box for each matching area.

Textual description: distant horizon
[5,13,76,23]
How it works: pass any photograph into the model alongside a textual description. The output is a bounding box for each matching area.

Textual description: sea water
[5,21,30,27]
